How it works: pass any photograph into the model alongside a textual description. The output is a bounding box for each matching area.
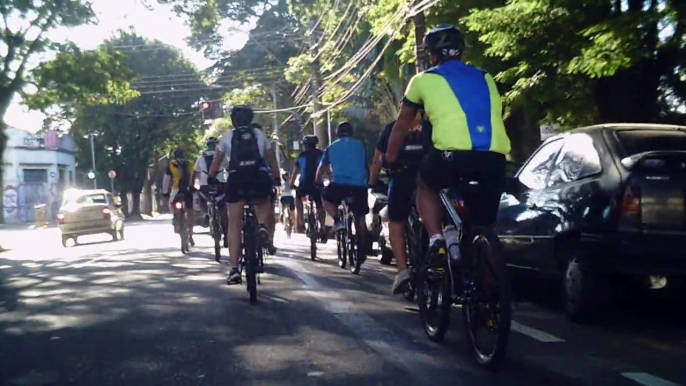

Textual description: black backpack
[175,160,191,191]
[301,149,323,186]
[228,126,263,172]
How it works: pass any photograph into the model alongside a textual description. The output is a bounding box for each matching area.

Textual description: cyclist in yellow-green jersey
[385,24,512,293]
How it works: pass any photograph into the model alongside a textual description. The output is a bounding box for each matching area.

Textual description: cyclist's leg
[322,183,345,230]
[251,172,274,242]
[312,187,326,229]
[225,173,245,270]
[295,187,306,231]
[266,188,276,240]
[416,150,455,254]
[388,173,416,292]
[350,185,370,247]
[287,196,296,225]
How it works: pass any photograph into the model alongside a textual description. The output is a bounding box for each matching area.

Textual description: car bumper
[60,220,115,236]
[581,232,686,276]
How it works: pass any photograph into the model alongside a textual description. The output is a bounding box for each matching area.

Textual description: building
[2,126,76,223]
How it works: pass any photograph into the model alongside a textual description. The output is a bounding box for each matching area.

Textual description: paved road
[1,221,684,386]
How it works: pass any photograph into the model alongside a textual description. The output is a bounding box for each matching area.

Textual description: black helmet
[423,25,465,58]
[303,135,319,147]
[205,137,218,149]
[172,148,185,160]
[230,105,254,126]
[336,122,353,137]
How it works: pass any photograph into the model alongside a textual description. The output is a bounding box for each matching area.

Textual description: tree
[0,0,136,224]
[69,32,208,217]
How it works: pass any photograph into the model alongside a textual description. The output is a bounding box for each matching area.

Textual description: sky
[5,0,249,132]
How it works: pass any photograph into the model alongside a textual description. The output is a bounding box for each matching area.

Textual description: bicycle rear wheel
[179,212,188,254]
[461,227,511,371]
[347,214,361,275]
[244,229,258,304]
[416,258,452,342]
[210,208,222,262]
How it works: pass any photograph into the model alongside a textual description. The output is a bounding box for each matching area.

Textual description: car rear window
[69,193,108,205]
[615,129,686,157]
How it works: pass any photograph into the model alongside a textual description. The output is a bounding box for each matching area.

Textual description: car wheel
[562,250,606,323]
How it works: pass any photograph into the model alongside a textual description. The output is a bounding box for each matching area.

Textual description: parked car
[497,123,686,322]
[57,189,125,246]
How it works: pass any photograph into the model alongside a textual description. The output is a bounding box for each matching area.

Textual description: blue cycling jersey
[321,137,367,187]
[296,149,323,186]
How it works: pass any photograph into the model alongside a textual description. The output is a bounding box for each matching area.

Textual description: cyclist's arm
[316,147,331,183]
[369,149,383,186]
[387,76,422,163]
[209,150,225,178]
[290,161,300,187]
[162,164,172,195]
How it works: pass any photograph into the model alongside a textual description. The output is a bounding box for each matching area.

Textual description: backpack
[228,126,262,172]
[174,160,191,191]
[300,149,322,186]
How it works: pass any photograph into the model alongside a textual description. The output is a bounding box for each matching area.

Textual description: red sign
[108,170,116,179]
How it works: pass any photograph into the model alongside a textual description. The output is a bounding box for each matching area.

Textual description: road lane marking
[276,257,458,385]
[511,321,565,343]
[622,372,682,386]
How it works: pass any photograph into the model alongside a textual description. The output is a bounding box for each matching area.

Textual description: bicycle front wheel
[461,227,511,371]
[416,258,452,342]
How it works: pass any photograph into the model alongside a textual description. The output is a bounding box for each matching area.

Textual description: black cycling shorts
[172,190,194,210]
[280,195,295,210]
[387,169,418,223]
[225,169,273,204]
[419,149,506,226]
[296,184,322,207]
[322,183,369,216]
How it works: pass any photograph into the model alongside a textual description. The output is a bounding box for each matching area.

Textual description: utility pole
[308,19,328,145]
[90,133,97,189]
[412,6,429,72]
[270,83,282,172]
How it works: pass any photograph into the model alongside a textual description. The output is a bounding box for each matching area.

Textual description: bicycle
[335,197,364,274]
[172,192,192,254]
[415,179,512,371]
[239,199,265,304]
[401,193,428,302]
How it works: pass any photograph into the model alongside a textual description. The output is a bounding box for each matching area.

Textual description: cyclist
[162,148,197,246]
[208,106,280,285]
[385,25,511,285]
[193,136,229,248]
[317,122,370,259]
[290,135,325,233]
[250,122,278,254]
[369,110,428,293]
[279,172,295,227]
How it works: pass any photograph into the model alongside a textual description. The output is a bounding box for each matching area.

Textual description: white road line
[511,321,565,343]
[275,257,462,386]
[622,372,682,386]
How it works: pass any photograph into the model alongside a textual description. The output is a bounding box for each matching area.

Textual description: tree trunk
[129,189,142,219]
[142,169,153,216]
[119,191,130,218]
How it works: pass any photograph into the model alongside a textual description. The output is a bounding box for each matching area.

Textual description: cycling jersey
[376,118,428,167]
[167,159,195,191]
[403,60,511,155]
[296,149,324,186]
[321,137,367,187]
[194,150,228,186]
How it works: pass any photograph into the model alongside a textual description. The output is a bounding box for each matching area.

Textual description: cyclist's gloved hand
[207,176,219,185]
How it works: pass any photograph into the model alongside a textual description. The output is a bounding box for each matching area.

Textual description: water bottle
[443,225,461,262]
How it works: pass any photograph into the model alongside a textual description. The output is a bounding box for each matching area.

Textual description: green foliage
[68,32,207,204]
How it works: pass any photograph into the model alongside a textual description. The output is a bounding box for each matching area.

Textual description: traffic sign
[108,170,116,179]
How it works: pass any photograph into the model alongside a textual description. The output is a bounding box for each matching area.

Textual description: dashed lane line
[622,372,682,386]
[511,321,565,343]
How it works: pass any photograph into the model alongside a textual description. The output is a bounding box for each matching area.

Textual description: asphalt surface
[1,219,685,386]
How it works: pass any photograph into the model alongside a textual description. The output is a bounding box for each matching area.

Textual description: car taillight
[618,184,641,231]
[57,213,65,225]
[102,208,111,219]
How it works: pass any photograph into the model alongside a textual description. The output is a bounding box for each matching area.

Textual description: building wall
[2,127,76,223]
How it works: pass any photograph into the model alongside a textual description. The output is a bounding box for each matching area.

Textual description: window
[616,129,686,157]
[71,193,108,205]
[547,134,602,187]
[23,169,48,183]
[518,139,564,190]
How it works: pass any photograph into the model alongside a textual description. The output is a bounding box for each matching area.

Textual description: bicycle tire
[337,228,347,269]
[416,258,452,342]
[245,234,258,304]
[210,207,222,262]
[347,213,361,275]
[179,211,188,254]
[309,212,317,261]
[462,227,511,371]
